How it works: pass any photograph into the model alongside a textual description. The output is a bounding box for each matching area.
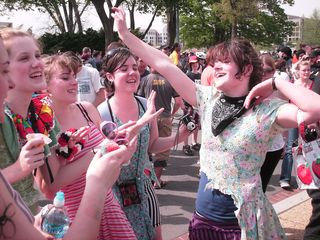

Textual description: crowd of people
[1,5,320,240]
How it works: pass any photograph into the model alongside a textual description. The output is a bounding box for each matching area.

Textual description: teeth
[67,89,77,93]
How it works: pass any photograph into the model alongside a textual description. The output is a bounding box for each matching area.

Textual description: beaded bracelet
[56,128,86,161]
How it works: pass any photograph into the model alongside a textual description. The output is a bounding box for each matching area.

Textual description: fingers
[24,138,45,150]
[118,121,136,131]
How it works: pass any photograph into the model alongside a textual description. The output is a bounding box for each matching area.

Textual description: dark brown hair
[101,47,136,95]
[210,38,263,90]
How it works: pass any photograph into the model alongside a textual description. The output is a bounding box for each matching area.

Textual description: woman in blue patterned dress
[97,47,190,240]
[112,7,320,240]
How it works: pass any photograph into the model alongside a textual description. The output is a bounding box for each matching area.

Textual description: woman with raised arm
[112,7,320,240]
[0,34,137,240]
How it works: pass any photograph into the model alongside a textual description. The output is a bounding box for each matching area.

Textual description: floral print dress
[196,85,287,240]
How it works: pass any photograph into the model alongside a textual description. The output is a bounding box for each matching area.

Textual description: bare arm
[112,7,197,107]
[0,138,137,240]
[245,78,320,128]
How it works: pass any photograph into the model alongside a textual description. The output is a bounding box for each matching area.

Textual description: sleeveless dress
[196,85,287,240]
[98,98,156,240]
[60,105,136,240]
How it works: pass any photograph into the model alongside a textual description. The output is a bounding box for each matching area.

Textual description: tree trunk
[167,5,177,46]
[91,0,114,52]
[128,0,136,30]
[69,0,83,33]
[231,17,237,39]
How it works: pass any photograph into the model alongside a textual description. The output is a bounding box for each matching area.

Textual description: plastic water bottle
[41,191,70,239]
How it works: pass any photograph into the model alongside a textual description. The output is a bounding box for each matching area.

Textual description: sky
[0,0,319,35]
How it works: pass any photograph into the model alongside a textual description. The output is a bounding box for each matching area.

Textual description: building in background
[286,15,304,45]
[142,26,168,47]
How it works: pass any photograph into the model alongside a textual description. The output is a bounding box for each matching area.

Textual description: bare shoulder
[79,101,102,125]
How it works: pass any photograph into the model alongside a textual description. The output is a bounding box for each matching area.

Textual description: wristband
[271,77,277,91]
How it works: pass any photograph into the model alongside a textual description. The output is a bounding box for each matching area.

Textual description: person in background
[279,60,315,189]
[201,46,215,86]
[138,67,183,189]
[89,50,103,72]
[81,46,95,67]
[278,46,293,78]
[63,51,105,107]
[159,45,170,56]
[309,49,320,81]
[113,7,320,238]
[169,43,181,68]
[259,54,286,192]
[182,55,201,156]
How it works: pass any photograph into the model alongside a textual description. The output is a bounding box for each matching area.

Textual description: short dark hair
[101,47,136,95]
[210,38,263,90]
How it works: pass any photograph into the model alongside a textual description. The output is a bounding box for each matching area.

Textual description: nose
[8,77,15,89]
[32,57,44,69]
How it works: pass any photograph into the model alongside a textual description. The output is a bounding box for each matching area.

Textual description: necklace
[6,94,54,141]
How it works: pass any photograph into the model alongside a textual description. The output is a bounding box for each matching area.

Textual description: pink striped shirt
[61,124,136,239]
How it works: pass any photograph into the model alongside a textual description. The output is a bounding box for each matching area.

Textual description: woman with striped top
[36,53,161,239]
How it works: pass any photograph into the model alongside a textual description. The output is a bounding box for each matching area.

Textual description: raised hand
[139,90,163,126]
[111,7,128,36]
[86,136,137,189]
[67,126,90,148]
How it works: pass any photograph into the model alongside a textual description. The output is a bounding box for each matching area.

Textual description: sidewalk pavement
[157,115,313,240]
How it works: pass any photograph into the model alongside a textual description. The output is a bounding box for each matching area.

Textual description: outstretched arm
[112,7,197,107]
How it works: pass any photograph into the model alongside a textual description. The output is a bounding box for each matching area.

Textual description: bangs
[211,42,232,65]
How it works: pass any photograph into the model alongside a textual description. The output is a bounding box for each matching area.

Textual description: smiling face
[298,61,311,82]
[107,56,140,94]
[0,40,13,122]
[45,55,78,104]
[210,39,262,96]
[7,36,45,94]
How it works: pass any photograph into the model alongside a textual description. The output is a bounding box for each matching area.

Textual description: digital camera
[181,114,197,132]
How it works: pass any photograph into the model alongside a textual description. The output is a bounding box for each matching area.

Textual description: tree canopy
[302,9,320,46]
[179,0,295,48]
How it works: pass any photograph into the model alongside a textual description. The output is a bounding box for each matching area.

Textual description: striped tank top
[61,123,136,239]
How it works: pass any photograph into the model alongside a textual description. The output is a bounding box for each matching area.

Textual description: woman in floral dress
[111,7,320,240]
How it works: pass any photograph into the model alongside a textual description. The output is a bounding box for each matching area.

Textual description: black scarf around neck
[211,93,252,136]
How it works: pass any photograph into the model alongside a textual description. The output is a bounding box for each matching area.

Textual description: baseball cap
[189,55,198,63]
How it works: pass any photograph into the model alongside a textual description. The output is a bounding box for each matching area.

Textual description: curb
[273,190,310,215]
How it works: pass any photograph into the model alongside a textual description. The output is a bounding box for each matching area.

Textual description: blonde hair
[0,28,42,55]
[43,54,77,83]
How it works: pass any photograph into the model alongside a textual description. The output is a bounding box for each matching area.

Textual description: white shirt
[76,65,104,103]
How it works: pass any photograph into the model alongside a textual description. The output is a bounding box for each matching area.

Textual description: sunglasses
[105,47,130,62]
[100,121,128,145]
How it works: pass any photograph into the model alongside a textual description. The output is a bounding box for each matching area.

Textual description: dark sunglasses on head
[105,47,130,62]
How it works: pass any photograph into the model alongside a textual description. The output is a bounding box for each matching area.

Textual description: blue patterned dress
[110,103,155,240]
